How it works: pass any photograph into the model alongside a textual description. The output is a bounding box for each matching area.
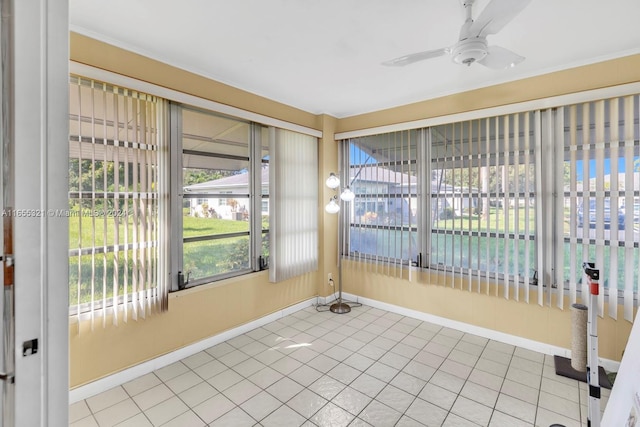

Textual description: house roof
[349,165,417,186]
[184,167,269,192]
[185,164,477,194]
[184,164,416,192]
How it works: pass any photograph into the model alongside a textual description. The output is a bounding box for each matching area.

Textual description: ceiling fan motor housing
[452,37,488,65]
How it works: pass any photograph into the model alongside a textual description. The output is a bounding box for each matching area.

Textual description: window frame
[170,103,268,290]
[340,95,640,315]
[343,114,540,290]
[555,97,640,318]
[68,63,323,317]
[426,116,537,286]
[344,130,419,267]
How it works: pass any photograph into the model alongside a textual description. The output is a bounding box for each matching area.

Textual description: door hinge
[0,372,14,383]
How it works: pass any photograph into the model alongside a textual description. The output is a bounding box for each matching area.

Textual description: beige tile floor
[69,303,609,427]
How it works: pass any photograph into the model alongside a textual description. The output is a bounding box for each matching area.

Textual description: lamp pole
[331,202,351,313]
[324,173,358,314]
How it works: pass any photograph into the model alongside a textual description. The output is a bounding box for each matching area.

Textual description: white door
[1,1,69,426]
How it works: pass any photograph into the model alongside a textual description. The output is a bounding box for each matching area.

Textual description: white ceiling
[69,0,640,118]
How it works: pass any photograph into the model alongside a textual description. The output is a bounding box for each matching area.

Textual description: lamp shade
[340,187,355,202]
[325,198,340,214]
[325,173,340,189]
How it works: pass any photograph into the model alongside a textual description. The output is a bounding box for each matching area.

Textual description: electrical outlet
[328,273,335,286]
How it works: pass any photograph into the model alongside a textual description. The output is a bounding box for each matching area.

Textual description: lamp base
[329,302,351,314]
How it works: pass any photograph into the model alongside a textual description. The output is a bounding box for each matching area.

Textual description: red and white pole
[583,262,601,427]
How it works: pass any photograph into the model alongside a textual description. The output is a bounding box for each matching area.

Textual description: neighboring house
[349,165,417,224]
[183,166,269,220]
[349,165,480,223]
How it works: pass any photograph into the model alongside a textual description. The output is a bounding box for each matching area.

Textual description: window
[345,131,418,268]
[344,114,537,294]
[176,107,268,287]
[559,96,640,320]
[428,114,537,296]
[341,95,640,316]
[68,72,320,323]
[68,75,168,323]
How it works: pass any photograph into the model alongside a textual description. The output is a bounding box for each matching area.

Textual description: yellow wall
[70,271,319,387]
[69,34,327,388]
[69,34,640,388]
[337,54,640,133]
[70,32,321,132]
[318,115,340,298]
[333,53,640,364]
[341,263,633,362]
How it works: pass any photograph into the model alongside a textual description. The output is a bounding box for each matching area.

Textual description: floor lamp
[324,172,360,314]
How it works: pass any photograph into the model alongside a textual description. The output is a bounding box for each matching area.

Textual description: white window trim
[335,82,640,140]
[69,61,323,139]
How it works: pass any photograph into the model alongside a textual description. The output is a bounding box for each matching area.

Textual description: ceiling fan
[383,0,532,69]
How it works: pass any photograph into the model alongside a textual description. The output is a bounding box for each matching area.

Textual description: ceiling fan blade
[382,47,449,67]
[469,0,531,38]
[477,45,525,69]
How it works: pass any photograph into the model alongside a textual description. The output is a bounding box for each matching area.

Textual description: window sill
[169,269,270,299]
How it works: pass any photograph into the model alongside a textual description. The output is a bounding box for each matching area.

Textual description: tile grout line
[71,304,600,427]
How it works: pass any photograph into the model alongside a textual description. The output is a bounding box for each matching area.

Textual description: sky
[575,157,639,181]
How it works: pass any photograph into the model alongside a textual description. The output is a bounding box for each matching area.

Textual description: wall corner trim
[340,293,621,373]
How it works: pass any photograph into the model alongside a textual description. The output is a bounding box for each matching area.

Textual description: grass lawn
[68,205,638,305]
[69,214,254,304]
[434,206,536,232]
[69,212,250,248]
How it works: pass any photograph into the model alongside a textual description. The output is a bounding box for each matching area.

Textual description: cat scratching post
[570,303,588,372]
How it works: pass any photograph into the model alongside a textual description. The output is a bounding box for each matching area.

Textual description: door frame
[10,0,69,425]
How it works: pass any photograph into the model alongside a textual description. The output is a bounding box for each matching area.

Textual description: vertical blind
[69,76,168,326]
[345,131,418,278]
[269,129,318,282]
[429,114,537,300]
[560,95,640,321]
[341,98,639,319]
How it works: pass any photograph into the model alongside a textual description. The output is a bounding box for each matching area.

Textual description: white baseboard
[70,293,620,403]
[69,298,317,403]
[342,293,620,373]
